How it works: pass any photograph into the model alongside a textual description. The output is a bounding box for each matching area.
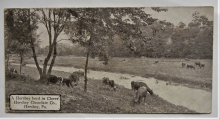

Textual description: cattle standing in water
[182,62,186,68]
[134,86,150,105]
[186,64,195,70]
[131,81,153,95]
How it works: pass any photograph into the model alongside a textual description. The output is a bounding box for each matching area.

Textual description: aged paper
[5,7,213,113]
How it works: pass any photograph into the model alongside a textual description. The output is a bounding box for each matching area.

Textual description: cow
[61,78,76,88]
[134,86,149,104]
[102,77,117,91]
[182,62,186,68]
[186,64,195,70]
[131,81,153,95]
[8,68,18,74]
[47,75,62,85]
[195,62,201,67]
[108,80,117,91]
[200,63,205,68]
[154,60,159,64]
[69,73,80,86]
[102,77,110,86]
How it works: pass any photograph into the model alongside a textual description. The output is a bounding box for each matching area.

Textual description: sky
[37,7,214,48]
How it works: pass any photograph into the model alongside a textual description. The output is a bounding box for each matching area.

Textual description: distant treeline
[37,11,213,59]
[38,23,213,59]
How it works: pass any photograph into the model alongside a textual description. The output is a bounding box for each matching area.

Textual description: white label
[10,95,61,110]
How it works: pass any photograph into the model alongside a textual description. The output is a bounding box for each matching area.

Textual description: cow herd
[46,70,154,105]
[102,78,154,105]
[47,70,84,88]
[182,61,205,70]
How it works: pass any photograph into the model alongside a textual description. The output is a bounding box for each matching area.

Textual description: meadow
[5,65,196,113]
[11,55,212,91]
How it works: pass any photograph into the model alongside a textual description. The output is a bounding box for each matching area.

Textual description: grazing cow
[8,68,18,74]
[47,75,62,85]
[108,80,117,91]
[134,86,149,104]
[182,62,186,68]
[154,60,159,64]
[69,73,80,86]
[195,62,201,67]
[102,77,117,91]
[200,63,205,68]
[186,64,195,70]
[61,78,76,88]
[102,77,110,85]
[131,81,153,95]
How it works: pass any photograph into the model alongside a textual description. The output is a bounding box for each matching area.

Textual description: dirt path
[13,63,212,113]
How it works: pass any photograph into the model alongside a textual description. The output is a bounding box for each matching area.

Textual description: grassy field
[10,55,212,91]
[5,66,196,113]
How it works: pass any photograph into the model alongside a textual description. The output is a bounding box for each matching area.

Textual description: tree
[65,8,167,92]
[4,9,15,71]
[14,9,79,82]
[178,22,186,29]
[4,9,36,74]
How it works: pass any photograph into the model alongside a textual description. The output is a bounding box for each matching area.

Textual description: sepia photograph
[4,7,214,114]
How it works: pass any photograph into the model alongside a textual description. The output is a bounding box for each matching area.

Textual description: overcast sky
[37,7,214,48]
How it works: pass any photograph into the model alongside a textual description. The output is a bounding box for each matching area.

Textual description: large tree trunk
[84,36,93,92]
[84,50,90,92]
[28,9,43,80]
[42,45,54,76]
[47,40,57,77]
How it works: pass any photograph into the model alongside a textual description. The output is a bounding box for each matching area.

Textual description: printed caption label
[10,95,61,110]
